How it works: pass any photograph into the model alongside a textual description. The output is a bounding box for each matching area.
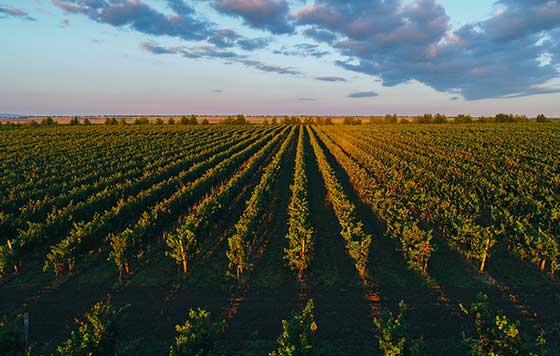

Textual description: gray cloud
[213,0,293,34]
[141,41,301,76]
[237,59,302,75]
[348,91,378,98]
[0,5,35,21]
[52,0,560,100]
[274,43,329,58]
[303,27,337,44]
[53,0,266,52]
[293,0,560,100]
[141,41,241,59]
[315,76,346,82]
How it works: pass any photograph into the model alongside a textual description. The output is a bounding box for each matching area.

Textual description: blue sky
[0,0,559,116]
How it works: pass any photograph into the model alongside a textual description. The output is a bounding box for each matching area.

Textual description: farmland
[1,122,560,356]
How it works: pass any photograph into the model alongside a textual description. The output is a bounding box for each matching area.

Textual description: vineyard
[1,123,559,356]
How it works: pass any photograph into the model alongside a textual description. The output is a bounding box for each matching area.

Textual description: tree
[460,293,548,356]
[133,117,149,125]
[169,308,224,356]
[269,299,317,356]
[455,114,473,123]
[83,118,92,125]
[433,113,448,124]
[374,300,423,356]
[324,117,333,125]
[384,114,398,124]
[41,117,56,125]
[536,114,549,123]
[118,117,127,125]
[105,117,117,125]
[188,115,198,125]
[69,116,80,125]
[168,117,175,125]
[416,114,433,124]
[200,118,209,125]
[155,118,164,125]
[271,117,278,125]
[263,118,270,125]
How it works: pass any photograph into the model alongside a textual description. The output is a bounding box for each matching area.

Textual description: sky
[0,0,559,116]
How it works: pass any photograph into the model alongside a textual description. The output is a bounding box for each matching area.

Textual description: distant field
[1,123,559,355]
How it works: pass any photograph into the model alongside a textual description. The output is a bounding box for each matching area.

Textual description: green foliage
[226,127,295,280]
[450,220,496,272]
[384,114,398,124]
[70,117,80,125]
[308,127,372,278]
[41,117,56,125]
[494,113,530,123]
[455,114,473,123]
[269,299,317,356]
[169,308,224,356]
[55,298,119,356]
[221,114,247,125]
[180,115,199,125]
[108,229,134,280]
[118,118,127,125]
[165,225,197,274]
[105,117,118,125]
[83,118,92,125]
[396,222,432,275]
[133,117,150,125]
[433,113,448,124]
[168,117,175,125]
[460,293,548,356]
[374,301,423,356]
[284,127,314,277]
[535,114,549,123]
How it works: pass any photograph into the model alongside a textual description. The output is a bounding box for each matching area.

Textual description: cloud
[141,41,301,76]
[213,0,293,34]
[0,5,35,21]
[348,91,378,98]
[141,41,241,59]
[53,0,266,52]
[293,0,560,100]
[315,76,346,82]
[236,37,269,50]
[274,43,329,58]
[303,27,337,44]
[237,59,301,75]
[298,97,318,101]
[53,0,212,41]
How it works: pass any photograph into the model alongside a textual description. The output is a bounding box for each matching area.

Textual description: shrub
[169,308,224,356]
[269,299,317,356]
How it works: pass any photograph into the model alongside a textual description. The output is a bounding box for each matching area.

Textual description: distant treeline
[0,113,555,127]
